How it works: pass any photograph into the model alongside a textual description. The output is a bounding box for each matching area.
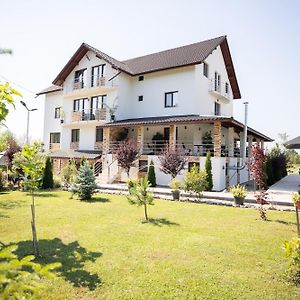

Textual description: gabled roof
[284,136,300,149]
[36,85,62,96]
[48,36,241,98]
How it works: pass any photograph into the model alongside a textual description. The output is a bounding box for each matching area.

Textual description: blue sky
[0,0,299,145]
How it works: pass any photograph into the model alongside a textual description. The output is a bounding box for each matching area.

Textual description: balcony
[61,108,107,125]
[70,142,79,150]
[63,74,119,98]
[49,143,60,151]
[208,79,231,101]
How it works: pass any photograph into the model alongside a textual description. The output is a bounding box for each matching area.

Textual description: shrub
[53,175,62,188]
[0,170,6,191]
[283,237,300,284]
[42,156,54,189]
[127,176,154,221]
[147,160,156,187]
[205,151,213,191]
[0,244,60,300]
[169,178,181,191]
[70,161,97,200]
[292,192,300,204]
[127,178,137,192]
[183,164,207,197]
[61,159,78,188]
[229,184,247,198]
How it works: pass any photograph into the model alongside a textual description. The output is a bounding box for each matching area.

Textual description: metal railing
[65,108,107,123]
[209,79,231,99]
[142,140,169,155]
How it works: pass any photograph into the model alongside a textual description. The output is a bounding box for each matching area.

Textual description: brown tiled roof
[48,150,101,159]
[100,115,272,142]
[36,85,62,96]
[123,36,226,75]
[47,36,241,98]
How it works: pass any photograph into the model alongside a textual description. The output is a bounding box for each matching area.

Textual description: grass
[0,190,299,299]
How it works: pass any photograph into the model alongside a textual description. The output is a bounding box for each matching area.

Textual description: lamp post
[20,101,38,144]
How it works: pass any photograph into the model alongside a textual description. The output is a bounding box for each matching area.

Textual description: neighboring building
[37,36,272,190]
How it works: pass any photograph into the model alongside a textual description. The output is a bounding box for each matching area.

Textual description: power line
[0,74,36,96]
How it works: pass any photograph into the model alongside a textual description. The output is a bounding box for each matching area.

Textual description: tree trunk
[31,191,39,257]
[143,203,148,221]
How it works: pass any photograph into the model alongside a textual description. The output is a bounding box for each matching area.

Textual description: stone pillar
[213,121,222,157]
[227,127,235,157]
[103,127,110,154]
[169,125,176,151]
[136,126,144,154]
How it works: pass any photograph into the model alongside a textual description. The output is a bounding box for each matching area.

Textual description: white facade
[40,39,268,190]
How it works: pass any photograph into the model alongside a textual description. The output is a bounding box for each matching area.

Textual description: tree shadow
[145,218,180,227]
[11,238,102,291]
[0,212,9,218]
[84,197,110,203]
[271,219,298,226]
[0,199,25,210]
[28,192,59,198]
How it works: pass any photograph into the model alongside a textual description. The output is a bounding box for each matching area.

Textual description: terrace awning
[284,136,300,149]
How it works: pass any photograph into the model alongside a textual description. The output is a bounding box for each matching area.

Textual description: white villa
[37,36,272,190]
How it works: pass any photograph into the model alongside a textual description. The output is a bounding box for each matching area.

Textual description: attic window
[138,75,144,81]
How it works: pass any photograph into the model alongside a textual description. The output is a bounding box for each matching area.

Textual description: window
[91,95,107,110]
[138,75,144,81]
[91,64,106,87]
[71,129,80,143]
[214,72,221,91]
[49,132,60,143]
[54,107,61,119]
[95,127,103,142]
[214,102,221,116]
[203,62,209,78]
[138,95,143,102]
[164,91,178,108]
[225,82,229,94]
[74,69,87,88]
[73,98,88,112]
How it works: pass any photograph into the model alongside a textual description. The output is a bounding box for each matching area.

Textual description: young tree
[42,156,54,189]
[249,144,269,221]
[15,142,45,256]
[61,159,78,188]
[114,139,139,178]
[205,151,213,191]
[127,176,154,221]
[159,146,187,179]
[147,160,156,187]
[183,164,208,197]
[70,161,97,200]
[0,244,61,300]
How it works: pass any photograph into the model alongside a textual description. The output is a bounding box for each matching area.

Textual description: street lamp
[20,100,38,144]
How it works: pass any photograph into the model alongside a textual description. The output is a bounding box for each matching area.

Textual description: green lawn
[0,191,299,299]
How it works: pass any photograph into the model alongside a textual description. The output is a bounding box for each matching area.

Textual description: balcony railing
[60,109,107,124]
[49,143,60,151]
[70,142,79,150]
[209,79,231,100]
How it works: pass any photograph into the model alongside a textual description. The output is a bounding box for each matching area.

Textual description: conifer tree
[70,161,97,200]
[147,160,156,187]
[205,151,213,191]
[42,156,54,189]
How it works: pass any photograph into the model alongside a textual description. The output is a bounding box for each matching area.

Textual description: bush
[183,164,207,197]
[0,170,6,191]
[169,178,181,191]
[283,237,300,284]
[229,184,247,198]
[147,160,156,187]
[53,175,62,188]
[70,161,97,200]
[42,156,54,189]
[205,151,213,191]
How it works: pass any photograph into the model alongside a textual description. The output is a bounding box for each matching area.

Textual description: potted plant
[292,192,300,209]
[169,178,181,200]
[229,184,247,206]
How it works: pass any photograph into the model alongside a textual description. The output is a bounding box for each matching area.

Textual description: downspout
[227,101,248,170]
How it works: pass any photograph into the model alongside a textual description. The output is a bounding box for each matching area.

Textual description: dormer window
[91,64,106,87]
[74,69,87,89]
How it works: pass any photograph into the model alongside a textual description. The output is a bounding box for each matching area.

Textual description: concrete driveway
[267,174,300,205]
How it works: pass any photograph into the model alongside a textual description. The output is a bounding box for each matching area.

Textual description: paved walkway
[96,176,299,210]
